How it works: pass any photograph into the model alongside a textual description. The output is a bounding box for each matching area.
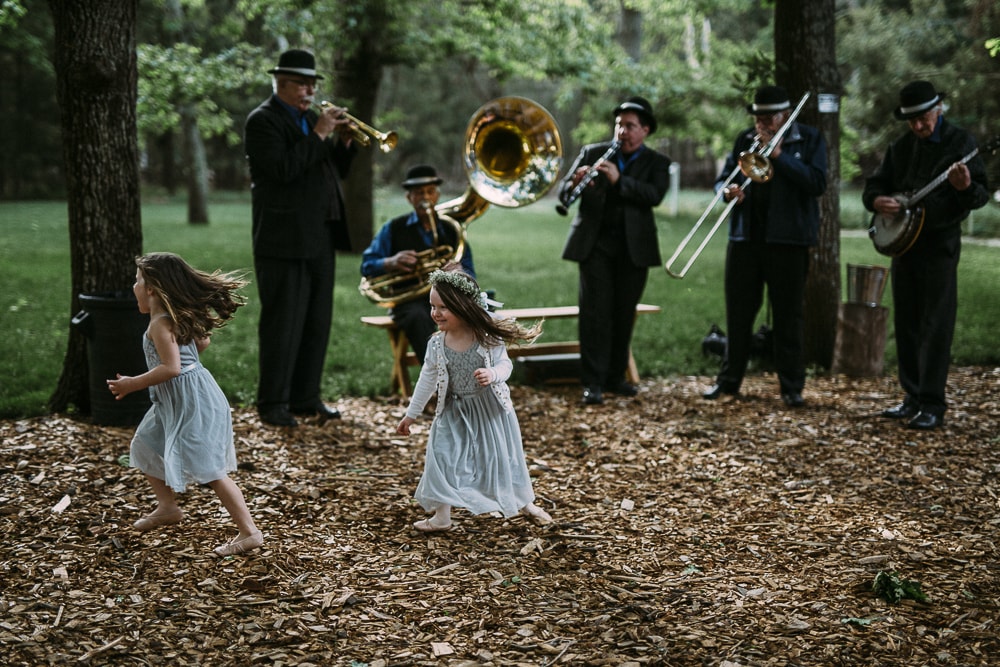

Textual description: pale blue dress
[410,338,535,517]
[129,327,236,493]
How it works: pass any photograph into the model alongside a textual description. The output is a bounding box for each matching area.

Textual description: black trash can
[71,291,151,426]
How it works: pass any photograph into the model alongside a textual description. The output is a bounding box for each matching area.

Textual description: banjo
[868,136,999,257]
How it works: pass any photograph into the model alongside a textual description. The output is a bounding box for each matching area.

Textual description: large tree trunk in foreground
[48,0,143,414]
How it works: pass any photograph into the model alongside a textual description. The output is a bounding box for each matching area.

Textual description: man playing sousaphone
[862,80,990,430]
[361,165,477,363]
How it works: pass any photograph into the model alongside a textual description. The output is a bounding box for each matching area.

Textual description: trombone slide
[664,183,744,279]
[664,91,811,278]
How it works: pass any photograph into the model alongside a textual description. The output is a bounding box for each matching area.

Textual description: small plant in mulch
[872,569,930,604]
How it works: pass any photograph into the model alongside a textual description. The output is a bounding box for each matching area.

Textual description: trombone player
[703,85,827,408]
[361,165,477,363]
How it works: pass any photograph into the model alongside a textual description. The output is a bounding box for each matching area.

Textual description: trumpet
[318,101,398,153]
[664,92,810,279]
[556,140,621,216]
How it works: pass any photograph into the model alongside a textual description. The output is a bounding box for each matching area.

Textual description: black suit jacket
[560,141,671,267]
[245,95,356,259]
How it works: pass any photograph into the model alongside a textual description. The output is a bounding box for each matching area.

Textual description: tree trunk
[48,0,142,414]
[618,3,642,62]
[774,0,842,369]
[334,0,399,253]
[338,48,382,253]
[180,104,210,224]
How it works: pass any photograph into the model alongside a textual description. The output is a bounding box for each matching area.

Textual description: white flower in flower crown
[428,269,478,299]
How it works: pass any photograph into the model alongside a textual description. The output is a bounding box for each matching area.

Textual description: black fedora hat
[401,164,443,189]
[747,85,791,115]
[894,80,946,120]
[267,49,324,80]
[613,96,657,134]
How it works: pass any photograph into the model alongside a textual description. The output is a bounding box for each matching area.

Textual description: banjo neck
[900,136,999,207]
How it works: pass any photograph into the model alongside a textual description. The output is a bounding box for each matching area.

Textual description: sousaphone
[361,96,563,307]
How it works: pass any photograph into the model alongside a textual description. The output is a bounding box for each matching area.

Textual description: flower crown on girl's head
[428,269,497,311]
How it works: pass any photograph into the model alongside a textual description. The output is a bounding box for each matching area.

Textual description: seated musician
[360,165,476,363]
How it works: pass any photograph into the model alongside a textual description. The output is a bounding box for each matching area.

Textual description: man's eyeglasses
[286,78,317,89]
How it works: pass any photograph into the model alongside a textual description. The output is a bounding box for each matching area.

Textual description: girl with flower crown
[396,263,553,531]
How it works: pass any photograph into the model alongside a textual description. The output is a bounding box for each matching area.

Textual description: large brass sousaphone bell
[361,96,562,307]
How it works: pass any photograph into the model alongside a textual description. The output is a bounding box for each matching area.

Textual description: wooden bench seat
[361,303,661,399]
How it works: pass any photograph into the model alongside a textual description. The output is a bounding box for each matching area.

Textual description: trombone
[663,92,810,279]
[319,101,398,153]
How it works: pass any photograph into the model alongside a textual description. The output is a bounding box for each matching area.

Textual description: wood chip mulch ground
[2,367,999,666]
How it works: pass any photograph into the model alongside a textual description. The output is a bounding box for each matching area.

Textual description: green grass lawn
[2,188,998,418]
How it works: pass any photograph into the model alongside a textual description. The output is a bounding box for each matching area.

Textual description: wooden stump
[831,302,889,377]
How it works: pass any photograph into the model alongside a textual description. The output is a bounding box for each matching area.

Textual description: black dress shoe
[703,384,737,400]
[881,402,919,419]
[907,412,943,430]
[582,387,603,405]
[292,403,342,421]
[781,392,805,408]
[259,407,298,427]
[605,381,638,397]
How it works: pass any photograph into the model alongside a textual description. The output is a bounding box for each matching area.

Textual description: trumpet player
[560,97,671,406]
[361,165,477,363]
[244,49,357,427]
[703,85,827,408]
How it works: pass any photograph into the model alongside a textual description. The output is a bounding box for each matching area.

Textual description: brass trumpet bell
[319,101,397,153]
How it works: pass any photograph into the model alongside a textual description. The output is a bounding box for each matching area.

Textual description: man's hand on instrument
[723,184,745,204]
[873,195,901,216]
[314,102,351,141]
[387,249,418,273]
[570,165,591,188]
[597,160,620,185]
[947,162,971,191]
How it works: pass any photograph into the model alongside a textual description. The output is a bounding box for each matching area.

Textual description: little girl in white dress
[107,252,262,556]
[396,263,552,532]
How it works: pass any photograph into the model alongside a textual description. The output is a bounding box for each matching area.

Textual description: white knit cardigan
[404,331,515,420]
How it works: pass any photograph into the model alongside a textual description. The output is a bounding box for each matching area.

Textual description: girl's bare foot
[520,503,553,524]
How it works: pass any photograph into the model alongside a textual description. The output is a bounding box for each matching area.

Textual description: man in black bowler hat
[863,80,989,430]
[360,165,476,364]
[244,49,356,427]
[703,84,827,409]
[559,96,671,405]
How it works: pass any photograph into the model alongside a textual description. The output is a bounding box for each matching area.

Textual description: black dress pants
[578,236,648,390]
[717,241,809,395]
[254,243,336,412]
[891,232,960,417]
[391,297,437,364]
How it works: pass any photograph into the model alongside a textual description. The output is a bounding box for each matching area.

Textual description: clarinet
[555,140,622,216]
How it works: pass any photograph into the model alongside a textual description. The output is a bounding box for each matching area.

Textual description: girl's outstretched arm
[107,317,182,399]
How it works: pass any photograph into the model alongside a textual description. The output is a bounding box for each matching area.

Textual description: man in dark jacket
[560,96,671,405]
[703,85,827,408]
[245,49,356,427]
[863,80,990,430]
